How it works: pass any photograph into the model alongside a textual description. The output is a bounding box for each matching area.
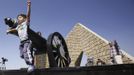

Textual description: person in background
[96,59,106,66]
[0,57,8,70]
[86,57,94,66]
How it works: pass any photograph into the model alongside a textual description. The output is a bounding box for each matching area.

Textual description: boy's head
[17,14,27,24]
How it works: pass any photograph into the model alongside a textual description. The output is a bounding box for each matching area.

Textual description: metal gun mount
[4,17,71,68]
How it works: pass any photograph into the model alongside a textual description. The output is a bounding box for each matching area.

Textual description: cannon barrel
[28,28,47,53]
[4,17,17,28]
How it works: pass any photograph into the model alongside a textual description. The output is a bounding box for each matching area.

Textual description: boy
[7,0,35,72]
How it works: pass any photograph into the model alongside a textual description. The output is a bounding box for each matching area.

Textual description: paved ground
[0,64,134,75]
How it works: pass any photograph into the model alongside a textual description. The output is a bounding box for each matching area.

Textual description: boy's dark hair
[17,14,27,19]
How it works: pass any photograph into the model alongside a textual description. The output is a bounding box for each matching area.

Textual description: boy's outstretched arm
[6,28,17,34]
[27,0,31,25]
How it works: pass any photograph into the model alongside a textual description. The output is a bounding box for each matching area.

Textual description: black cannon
[4,18,71,68]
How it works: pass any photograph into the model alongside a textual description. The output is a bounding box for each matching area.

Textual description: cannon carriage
[4,18,71,68]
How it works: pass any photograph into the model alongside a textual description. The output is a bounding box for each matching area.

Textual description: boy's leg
[19,44,24,59]
[23,41,34,65]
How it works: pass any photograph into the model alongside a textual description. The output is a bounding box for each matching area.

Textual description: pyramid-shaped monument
[65,23,134,66]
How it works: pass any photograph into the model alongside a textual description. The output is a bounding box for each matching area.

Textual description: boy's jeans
[19,40,34,65]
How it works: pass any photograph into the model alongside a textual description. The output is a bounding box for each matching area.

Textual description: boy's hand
[6,29,11,34]
[27,0,31,6]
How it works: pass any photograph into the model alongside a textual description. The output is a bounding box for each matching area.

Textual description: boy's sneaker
[27,65,35,72]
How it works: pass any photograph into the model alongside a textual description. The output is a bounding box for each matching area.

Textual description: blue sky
[0,0,134,69]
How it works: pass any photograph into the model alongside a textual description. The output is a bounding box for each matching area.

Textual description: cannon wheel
[47,32,71,68]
